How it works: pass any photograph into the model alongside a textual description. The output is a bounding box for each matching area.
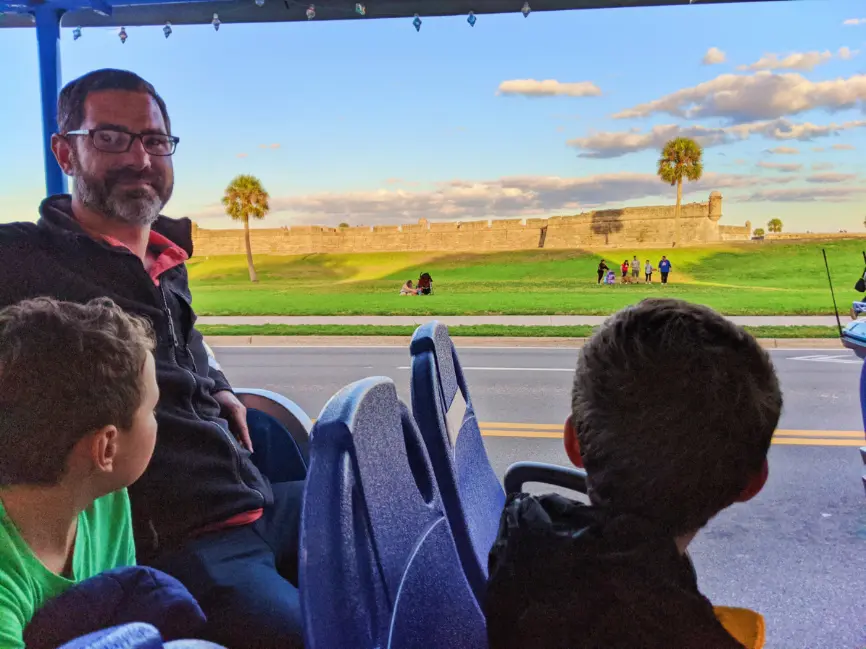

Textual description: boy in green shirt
[0,297,159,648]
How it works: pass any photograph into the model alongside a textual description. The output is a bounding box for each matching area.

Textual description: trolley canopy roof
[0,0,796,29]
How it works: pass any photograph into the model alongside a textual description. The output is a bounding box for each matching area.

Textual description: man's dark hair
[57,68,171,134]
[572,298,782,536]
[0,298,155,486]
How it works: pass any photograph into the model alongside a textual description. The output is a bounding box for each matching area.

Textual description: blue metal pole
[34,4,67,196]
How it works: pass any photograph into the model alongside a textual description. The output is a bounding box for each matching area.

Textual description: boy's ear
[563,415,584,468]
[89,425,120,473]
[735,459,768,503]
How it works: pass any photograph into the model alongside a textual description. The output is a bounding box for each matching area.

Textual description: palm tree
[767,218,783,233]
[222,175,270,282]
[657,137,704,246]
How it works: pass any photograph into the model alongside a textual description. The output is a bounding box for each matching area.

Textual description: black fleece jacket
[486,493,747,649]
[0,195,273,558]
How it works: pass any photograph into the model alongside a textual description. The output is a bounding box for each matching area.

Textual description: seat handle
[503,461,588,495]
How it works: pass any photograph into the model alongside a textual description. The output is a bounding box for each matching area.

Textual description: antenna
[822,248,843,338]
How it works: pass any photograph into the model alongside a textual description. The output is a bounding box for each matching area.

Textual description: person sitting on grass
[485,298,782,649]
[0,298,159,649]
[400,279,419,295]
[417,272,433,295]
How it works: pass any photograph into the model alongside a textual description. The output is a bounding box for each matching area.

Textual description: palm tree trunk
[243,217,258,283]
[674,178,683,246]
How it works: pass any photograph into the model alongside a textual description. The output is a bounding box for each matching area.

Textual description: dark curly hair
[572,298,782,536]
[0,298,155,486]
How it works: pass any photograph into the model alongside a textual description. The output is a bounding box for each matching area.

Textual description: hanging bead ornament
[163,22,172,38]
[467,11,476,26]
[413,13,421,31]
[521,1,531,17]
[255,0,265,6]
[212,13,220,30]
[73,26,82,40]
[118,26,127,43]
[355,3,366,15]
[306,4,315,19]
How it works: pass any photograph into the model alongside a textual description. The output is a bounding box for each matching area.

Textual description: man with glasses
[0,69,303,648]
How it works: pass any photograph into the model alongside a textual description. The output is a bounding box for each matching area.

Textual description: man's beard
[70,153,173,227]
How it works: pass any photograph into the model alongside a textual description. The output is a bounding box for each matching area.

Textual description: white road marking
[207,345,850,353]
[396,366,574,372]
[787,354,861,364]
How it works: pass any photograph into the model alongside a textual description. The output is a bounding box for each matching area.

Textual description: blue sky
[1,0,865,231]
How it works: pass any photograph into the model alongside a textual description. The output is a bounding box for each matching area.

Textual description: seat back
[409,322,505,604]
[300,377,487,649]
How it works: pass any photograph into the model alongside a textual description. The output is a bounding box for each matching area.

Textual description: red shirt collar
[100,230,189,286]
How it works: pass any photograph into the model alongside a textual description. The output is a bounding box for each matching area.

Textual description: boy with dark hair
[0,298,159,648]
[486,298,782,649]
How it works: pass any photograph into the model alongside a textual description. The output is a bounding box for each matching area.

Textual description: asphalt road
[214,344,866,649]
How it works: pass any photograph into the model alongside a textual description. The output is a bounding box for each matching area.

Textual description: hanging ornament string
[72,4,544,42]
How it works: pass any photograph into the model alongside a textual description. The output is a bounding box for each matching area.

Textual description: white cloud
[742,186,866,202]
[567,118,866,158]
[258,143,281,149]
[812,146,826,152]
[756,161,803,172]
[807,173,858,183]
[832,143,856,150]
[702,47,726,65]
[812,162,835,170]
[236,153,248,159]
[186,172,779,226]
[497,79,602,98]
[767,146,800,154]
[738,50,832,72]
[843,18,865,25]
[838,46,859,60]
[613,71,866,122]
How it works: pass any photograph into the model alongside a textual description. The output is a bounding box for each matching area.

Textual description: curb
[204,335,846,349]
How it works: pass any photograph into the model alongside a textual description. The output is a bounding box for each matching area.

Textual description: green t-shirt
[0,489,136,649]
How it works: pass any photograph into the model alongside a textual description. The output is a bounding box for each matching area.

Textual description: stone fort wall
[192,191,752,256]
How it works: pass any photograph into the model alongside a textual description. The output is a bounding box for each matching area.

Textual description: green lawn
[187,239,866,316]
[197,324,841,339]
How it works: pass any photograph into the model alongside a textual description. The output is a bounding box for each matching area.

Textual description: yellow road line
[478,422,562,431]
[477,425,864,446]
[481,429,562,439]
[772,438,864,447]
[773,430,863,438]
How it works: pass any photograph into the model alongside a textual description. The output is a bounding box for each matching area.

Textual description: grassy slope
[187,240,866,316]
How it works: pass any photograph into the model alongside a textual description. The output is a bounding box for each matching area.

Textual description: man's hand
[213,390,253,452]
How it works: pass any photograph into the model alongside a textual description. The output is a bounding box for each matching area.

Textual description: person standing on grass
[621,260,630,281]
[0,69,304,649]
[645,259,653,283]
[631,256,640,282]
[659,255,672,284]
[597,259,609,284]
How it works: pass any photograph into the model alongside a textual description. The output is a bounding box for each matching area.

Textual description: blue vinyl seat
[409,322,505,604]
[300,376,487,649]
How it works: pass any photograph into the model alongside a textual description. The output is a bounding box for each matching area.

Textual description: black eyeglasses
[65,128,180,156]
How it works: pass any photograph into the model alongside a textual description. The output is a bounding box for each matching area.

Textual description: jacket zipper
[159,283,264,506]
